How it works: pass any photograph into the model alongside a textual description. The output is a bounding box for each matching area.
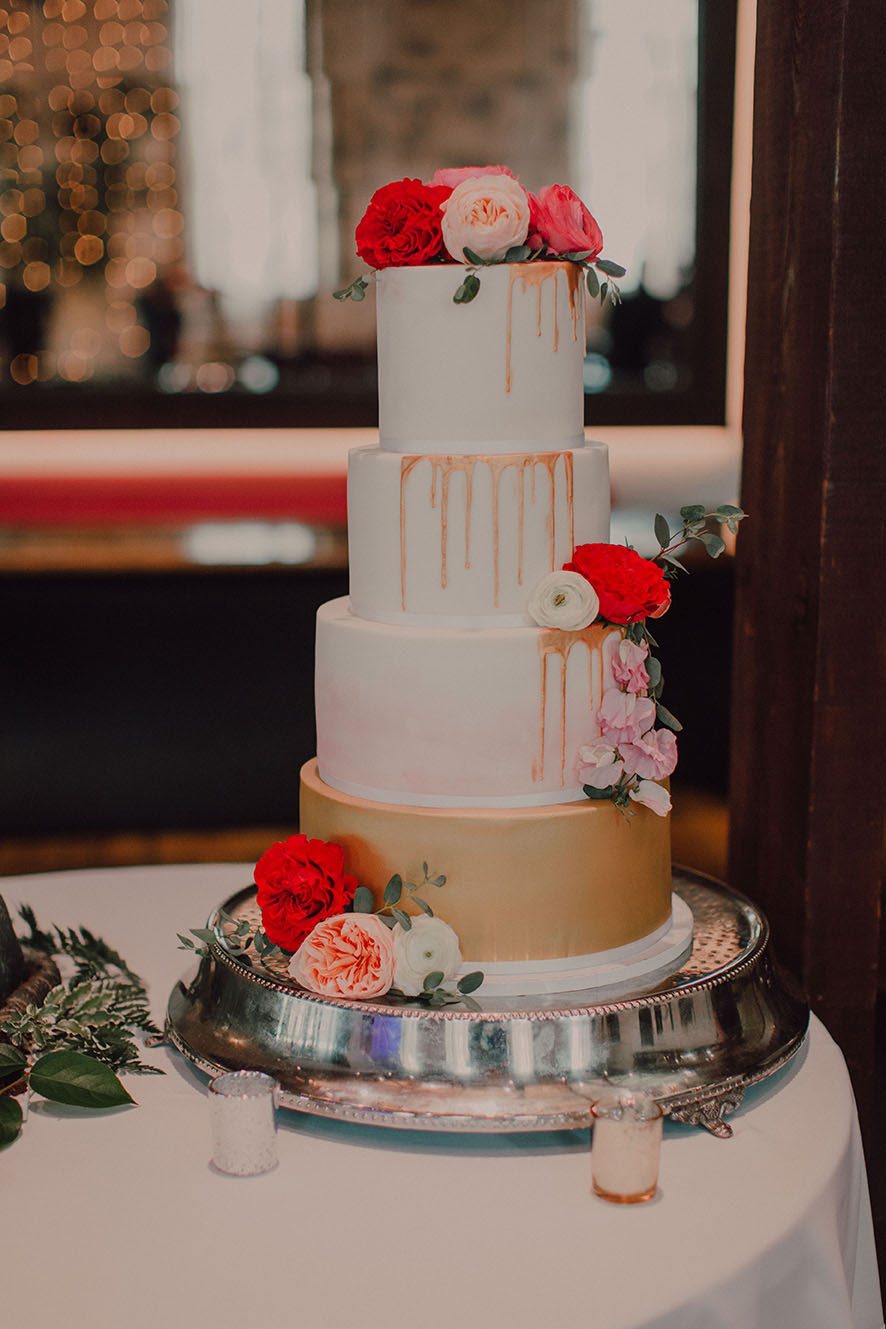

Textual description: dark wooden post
[729,0,886,1111]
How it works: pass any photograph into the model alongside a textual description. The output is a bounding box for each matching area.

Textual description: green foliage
[28,1050,135,1109]
[351,886,375,914]
[333,275,370,302]
[0,1095,23,1148]
[453,273,481,304]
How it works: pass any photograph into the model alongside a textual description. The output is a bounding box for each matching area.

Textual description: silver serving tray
[166,868,809,1135]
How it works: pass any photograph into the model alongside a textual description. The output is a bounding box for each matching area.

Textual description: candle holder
[590,1089,663,1203]
[208,1070,279,1176]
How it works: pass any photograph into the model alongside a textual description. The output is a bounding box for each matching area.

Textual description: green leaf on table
[423,971,445,992]
[352,886,374,914]
[655,702,684,733]
[457,971,484,995]
[0,1095,23,1148]
[0,1044,27,1074]
[653,513,671,549]
[29,1050,136,1109]
[383,875,403,905]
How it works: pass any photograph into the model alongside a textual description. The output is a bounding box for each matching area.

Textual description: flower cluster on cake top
[334,165,626,306]
[528,505,747,817]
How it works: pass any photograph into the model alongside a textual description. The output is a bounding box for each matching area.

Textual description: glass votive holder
[208,1070,279,1176]
[590,1089,663,1203]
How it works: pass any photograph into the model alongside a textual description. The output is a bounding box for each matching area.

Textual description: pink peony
[431,164,516,189]
[289,913,396,999]
[628,780,672,817]
[611,639,650,694]
[528,184,603,258]
[578,739,624,789]
[440,174,530,262]
[597,689,656,746]
[620,727,678,781]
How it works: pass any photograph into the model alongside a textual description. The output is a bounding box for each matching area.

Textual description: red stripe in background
[0,473,348,526]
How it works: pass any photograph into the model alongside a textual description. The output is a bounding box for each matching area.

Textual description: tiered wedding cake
[294,178,693,996]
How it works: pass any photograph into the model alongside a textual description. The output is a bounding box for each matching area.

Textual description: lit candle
[590,1089,663,1203]
[208,1070,279,1176]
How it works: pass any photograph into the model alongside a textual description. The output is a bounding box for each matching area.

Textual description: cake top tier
[335,168,626,456]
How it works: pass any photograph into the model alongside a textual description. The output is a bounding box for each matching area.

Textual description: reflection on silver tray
[166,868,809,1135]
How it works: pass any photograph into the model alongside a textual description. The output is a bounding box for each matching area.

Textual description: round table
[2,863,882,1329]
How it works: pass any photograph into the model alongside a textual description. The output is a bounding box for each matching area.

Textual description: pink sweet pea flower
[620,727,678,781]
[611,639,650,694]
[578,739,624,789]
[289,913,395,999]
[597,688,656,746]
[528,184,603,258]
[628,780,672,817]
[431,165,516,189]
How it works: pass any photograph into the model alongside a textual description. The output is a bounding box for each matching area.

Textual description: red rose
[255,834,357,952]
[355,178,453,269]
[563,544,671,624]
[527,184,603,258]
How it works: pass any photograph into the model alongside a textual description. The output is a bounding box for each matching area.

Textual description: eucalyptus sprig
[178,907,285,969]
[454,244,626,306]
[332,273,372,302]
[352,861,446,932]
[652,504,748,579]
[382,968,485,1013]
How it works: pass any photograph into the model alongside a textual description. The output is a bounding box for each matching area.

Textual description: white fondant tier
[315,597,621,807]
[376,262,586,454]
[348,442,609,624]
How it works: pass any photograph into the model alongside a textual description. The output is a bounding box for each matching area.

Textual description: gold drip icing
[399,452,575,611]
[505,262,582,393]
[536,623,610,786]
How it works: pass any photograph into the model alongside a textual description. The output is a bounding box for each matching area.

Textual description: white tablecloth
[1,863,882,1329]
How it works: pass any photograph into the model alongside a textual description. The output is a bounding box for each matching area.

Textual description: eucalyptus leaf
[350,283,366,301]
[653,513,671,549]
[714,504,745,518]
[423,971,445,992]
[190,928,217,945]
[352,886,374,914]
[453,274,481,304]
[0,1095,22,1148]
[599,282,608,304]
[655,702,684,733]
[645,656,662,689]
[595,258,627,277]
[30,1050,136,1109]
[432,875,447,887]
[391,909,412,931]
[660,553,688,574]
[562,249,593,262]
[586,267,599,298]
[680,504,706,523]
[457,971,484,995]
[504,244,532,263]
[461,994,481,1012]
[698,531,727,559]
[422,861,428,877]
[583,784,614,800]
[412,896,434,916]
[383,875,403,905]
[462,247,486,266]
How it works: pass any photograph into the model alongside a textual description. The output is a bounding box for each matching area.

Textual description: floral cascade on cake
[181,837,484,1009]
[334,163,626,307]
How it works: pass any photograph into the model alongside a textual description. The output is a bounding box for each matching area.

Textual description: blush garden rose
[440,173,531,262]
[255,834,357,952]
[355,178,453,269]
[289,913,396,999]
[564,544,671,624]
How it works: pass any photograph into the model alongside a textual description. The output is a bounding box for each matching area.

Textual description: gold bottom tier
[299,759,672,964]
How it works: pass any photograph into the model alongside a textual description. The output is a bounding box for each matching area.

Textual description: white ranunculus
[392,915,462,996]
[527,570,600,630]
[440,174,530,262]
[628,779,672,817]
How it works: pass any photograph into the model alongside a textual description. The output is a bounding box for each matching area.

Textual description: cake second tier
[315,597,623,807]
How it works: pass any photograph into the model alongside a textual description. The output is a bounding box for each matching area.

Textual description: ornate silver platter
[166,868,809,1135]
